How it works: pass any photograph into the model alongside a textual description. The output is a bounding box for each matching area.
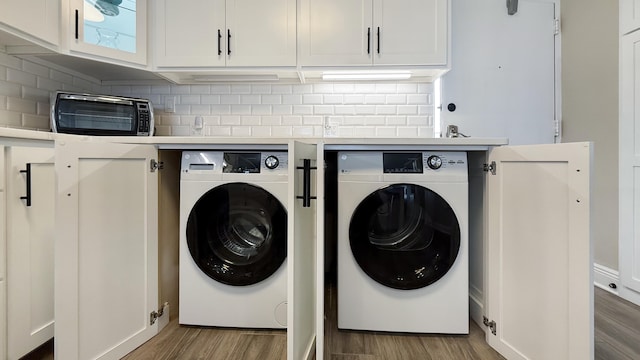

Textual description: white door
[485,142,592,360]
[287,141,321,360]
[0,0,59,45]
[54,141,160,360]
[620,0,640,35]
[619,29,640,306]
[226,0,296,66]
[374,0,448,65]
[155,0,226,67]
[441,0,557,144]
[6,146,55,360]
[299,0,373,66]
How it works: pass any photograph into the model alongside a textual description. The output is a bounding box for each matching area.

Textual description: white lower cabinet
[54,140,163,360]
[4,145,55,360]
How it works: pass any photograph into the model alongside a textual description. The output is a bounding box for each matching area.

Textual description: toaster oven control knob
[427,155,442,170]
[265,155,280,169]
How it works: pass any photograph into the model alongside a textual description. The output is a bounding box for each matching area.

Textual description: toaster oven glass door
[55,99,138,135]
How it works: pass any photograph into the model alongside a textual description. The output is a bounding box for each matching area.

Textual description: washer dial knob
[264,155,280,169]
[427,155,442,170]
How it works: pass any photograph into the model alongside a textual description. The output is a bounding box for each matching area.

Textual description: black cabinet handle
[218,29,222,55]
[20,163,32,207]
[227,29,231,55]
[296,159,317,208]
[75,9,79,39]
[377,27,380,54]
[367,27,371,54]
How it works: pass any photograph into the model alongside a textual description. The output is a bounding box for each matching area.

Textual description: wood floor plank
[229,333,287,360]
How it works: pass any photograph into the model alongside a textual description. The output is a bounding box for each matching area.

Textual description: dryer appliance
[180,151,288,328]
[337,151,469,334]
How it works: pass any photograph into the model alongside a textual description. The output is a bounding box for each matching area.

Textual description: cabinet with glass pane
[67,0,147,65]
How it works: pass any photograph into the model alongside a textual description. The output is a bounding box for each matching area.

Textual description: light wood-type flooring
[21,286,640,360]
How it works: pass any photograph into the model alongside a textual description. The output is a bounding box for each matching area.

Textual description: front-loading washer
[179,150,288,328]
[337,151,469,334]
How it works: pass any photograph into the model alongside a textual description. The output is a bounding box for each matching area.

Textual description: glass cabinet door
[70,0,147,65]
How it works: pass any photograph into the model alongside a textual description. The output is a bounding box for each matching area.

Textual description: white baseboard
[593,263,620,295]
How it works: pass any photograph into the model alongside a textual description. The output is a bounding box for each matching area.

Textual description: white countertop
[0,127,508,150]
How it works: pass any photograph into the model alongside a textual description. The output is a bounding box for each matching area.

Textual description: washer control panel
[339,151,467,179]
[181,151,288,174]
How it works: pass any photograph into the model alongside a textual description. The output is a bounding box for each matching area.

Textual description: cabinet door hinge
[554,18,560,35]
[150,159,164,172]
[150,303,168,326]
[483,161,497,175]
[483,316,497,335]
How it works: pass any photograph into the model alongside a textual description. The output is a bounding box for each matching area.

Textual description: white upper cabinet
[0,0,59,46]
[67,0,147,65]
[155,0,296,68]
[621,0,640,35]
[299,0,448,66]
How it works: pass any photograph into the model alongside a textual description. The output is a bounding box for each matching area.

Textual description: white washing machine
[337,151,469,334]
[179,150,288,328]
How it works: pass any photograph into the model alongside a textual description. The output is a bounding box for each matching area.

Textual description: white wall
[561,0,619,271]
[109,83,436,138]
[0,51,100,130]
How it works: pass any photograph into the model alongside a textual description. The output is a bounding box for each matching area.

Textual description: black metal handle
[377,27,380,54]
[367,27,371,54]
[75,9,79,39]
[218,29,222,55]
[296,159,317,208]
[227,29,231,55]
[20,163,32,207]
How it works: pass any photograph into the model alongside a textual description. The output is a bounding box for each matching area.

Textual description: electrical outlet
[324,116,339,137]
[165,96,176,113]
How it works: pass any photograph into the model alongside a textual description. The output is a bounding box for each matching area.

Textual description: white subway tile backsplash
[365,94,386,104]
[231,84,252,94]
[201,95,221,104]
[271,105,293,115]
[211,104,231,114]
[282,95,302,105]
[398,105,418,115]
[221,116,242,125]
[303,94,323,105]
[271,85,293,94]
[293,105,313,115]
[375,105,397,115]
[241,116,261,126]
[181,95,201,105]
[22,113,49,129]
[221,95,241,104]
[211,85,231,94]
[282,115,303,125]
[190,85,210,94]
[303,116,323,125]
[190,104,211,115]
[7,97,36,114]
[261,116,282,125]
[1,50,436,138]
[208,126,231,136]
[314,105,333,115]
[0,109,22,127]
[7,68,37,87]
[397,127,419,137]
[232,126,252,136]
[151,85,172,95]
[261,95,281,104]
[241,95,260,104]
[251,105,271,114]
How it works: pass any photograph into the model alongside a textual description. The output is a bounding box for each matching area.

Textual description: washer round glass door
[349,183,460,290]
[186,182,287,286]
